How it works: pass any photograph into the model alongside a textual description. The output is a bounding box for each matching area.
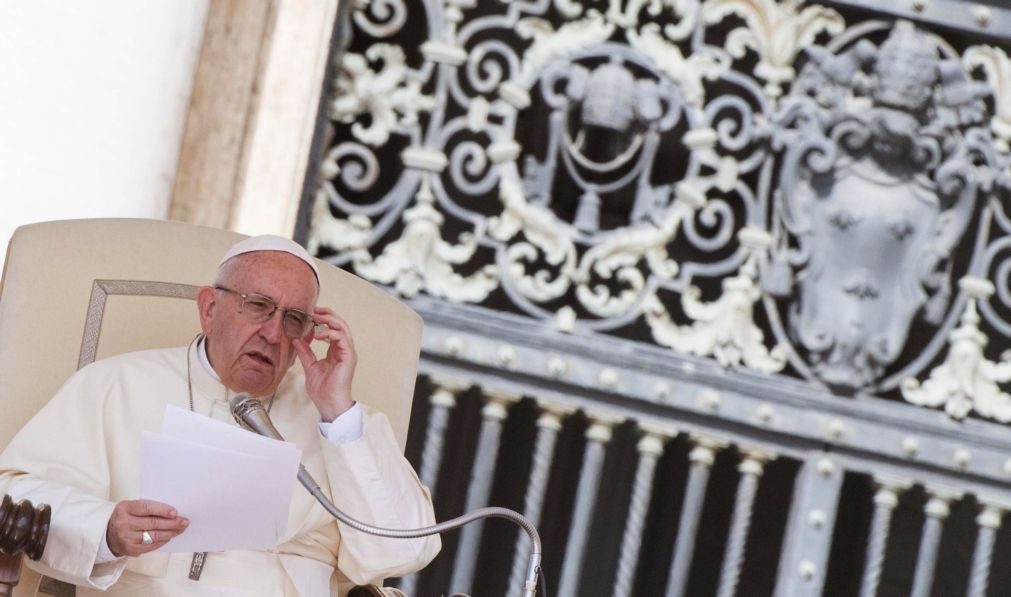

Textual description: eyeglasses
[214,285,314,339]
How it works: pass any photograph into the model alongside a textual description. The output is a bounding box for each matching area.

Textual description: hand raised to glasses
[292,307,357,422]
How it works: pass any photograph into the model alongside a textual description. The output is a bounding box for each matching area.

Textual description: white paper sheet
[138,406,301,553]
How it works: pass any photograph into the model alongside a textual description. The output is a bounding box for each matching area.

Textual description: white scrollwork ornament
[554,0,584,19]
[306,191,374,257]
[331,44,436,147]
[574,188,702,317]
[491,173,578,302]
[902,279,1011,422]
[355,177,498,301]
[513,14,616,87]
[644,248,786,373]
[701,0,845,98]
[353,0,408,38]
[626,23,728,111]
[964,45,1011,152]
[605,0,694,32]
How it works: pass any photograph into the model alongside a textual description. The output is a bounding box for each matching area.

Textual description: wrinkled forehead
[218,251,320,305]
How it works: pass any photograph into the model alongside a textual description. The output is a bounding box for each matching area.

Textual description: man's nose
[259,310,285,342]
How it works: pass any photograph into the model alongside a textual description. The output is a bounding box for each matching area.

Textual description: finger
[312,309,353,340]
[333,317,355,352]
[141,527,187,545]
[124,515,190,532]
[124,499,178,519]
[326,333,356,364]
[312,306,337,319]
[314,313,356,348]
[292,338,316,371]
[309,307,336,329]
[311,327,345,343]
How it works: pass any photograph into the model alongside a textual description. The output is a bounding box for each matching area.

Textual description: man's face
[197,251,318,396]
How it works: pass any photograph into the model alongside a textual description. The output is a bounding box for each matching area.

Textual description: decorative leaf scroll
[964,45,1011,152]
[330,44,436,147]
[645,228,787,371]
[903,279,1011,422]
[354,177,500,301]
[309,0,1011,420]
[701,0,845,98]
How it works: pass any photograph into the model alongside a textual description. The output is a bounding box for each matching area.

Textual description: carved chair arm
[0,494,51,597]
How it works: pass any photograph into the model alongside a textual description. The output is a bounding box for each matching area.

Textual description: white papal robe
[0,345,440,596]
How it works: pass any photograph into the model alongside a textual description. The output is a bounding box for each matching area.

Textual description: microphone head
[229,392,284,441]
[229,392,261,418]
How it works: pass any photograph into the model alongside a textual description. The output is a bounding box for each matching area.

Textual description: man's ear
[196,286,216,333]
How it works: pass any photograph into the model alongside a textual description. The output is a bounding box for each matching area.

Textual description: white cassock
[0,345,440,596]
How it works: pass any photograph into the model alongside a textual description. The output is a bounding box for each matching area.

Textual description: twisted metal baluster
[418,386,459,489]
[967,503,1003,597]
[666,438,723,597]
[911,491,957,597]
[613,431,669,597]
[506,406,568,597]
[858,478,908,597]
[716,450,771,597]
[398,382,460,596]
[556,416,617,597]
[448,393,514,595]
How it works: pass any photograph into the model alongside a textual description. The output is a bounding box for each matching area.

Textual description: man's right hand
[106,499,189,557]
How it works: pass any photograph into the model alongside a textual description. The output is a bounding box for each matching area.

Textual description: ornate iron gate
[300,1,1011,595]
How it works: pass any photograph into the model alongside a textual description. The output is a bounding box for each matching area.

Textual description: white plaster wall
[0,0,209,271]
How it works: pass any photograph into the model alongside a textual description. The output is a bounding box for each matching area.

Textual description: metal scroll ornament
[310,3,1011,418]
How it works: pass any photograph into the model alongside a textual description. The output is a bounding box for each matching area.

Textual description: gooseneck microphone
[230,393,542,597]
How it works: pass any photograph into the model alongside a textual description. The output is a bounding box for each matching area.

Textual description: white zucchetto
[218,235,320,283]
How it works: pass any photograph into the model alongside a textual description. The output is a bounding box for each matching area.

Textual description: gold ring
[141,531,153,545]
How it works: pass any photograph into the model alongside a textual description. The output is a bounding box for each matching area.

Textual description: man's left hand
[293,307,357,422]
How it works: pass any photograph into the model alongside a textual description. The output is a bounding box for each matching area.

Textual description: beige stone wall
[169,0,339,238]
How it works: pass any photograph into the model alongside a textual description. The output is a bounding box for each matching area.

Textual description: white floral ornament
[902,277,1011,422]
[964,45,1011,153]
[701,0,845,99]
[330,44,435,147]
[355,176,498,301]
[644,227,786,373]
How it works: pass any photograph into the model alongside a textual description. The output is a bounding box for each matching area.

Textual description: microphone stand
[231,395,542,597]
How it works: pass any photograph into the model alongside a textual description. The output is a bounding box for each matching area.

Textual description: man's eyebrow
[251,290,314,312]
[245,290,276,301]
